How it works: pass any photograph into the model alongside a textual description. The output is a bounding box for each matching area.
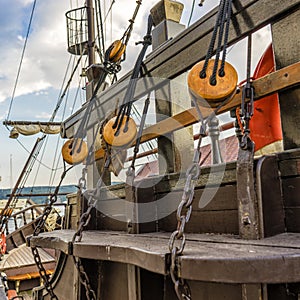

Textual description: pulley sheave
[103,116,137,148]
[62,138,88,165]
[188,59,238,107]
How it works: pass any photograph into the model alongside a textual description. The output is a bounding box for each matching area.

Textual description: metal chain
[168,89,235,299]
[71,157,111,300]
[32,246,58,299]
[168,119,205,300]
[31,163,73,299]
[237,34,255,150]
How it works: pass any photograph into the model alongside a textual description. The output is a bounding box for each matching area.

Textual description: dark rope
[95,0,106,62]
[6,0,37,121]
[188,0,197,26]
[130,95,151,169]
[219,0,233,77]
[210,0,227,85]
[112,14,153,136]
[200,0,233,85]
[200,0,225,79]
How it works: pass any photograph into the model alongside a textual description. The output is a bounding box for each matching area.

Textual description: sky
[0,0,272,189]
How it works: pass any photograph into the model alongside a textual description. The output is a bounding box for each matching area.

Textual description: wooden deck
[29,230,300,284]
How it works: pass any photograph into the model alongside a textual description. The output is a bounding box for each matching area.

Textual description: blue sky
[0,0,271,189]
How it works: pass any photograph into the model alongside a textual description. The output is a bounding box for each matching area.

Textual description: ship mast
[87,0,96,66]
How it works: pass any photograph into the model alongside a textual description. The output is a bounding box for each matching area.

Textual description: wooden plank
[187,281,242,300]
[279,159,300,177]
[138,61,300,146]
[159,210,239,234]
[282,177,300,207]
[100,262,129,300]
[256,156,285,237]
[285,208,300,232]
[146,0,299,78]
[62,0,300,139]
[29,230,300,284]
[46,254,79,300]
[272,8,300,150]
[242,284,264,300]
[92,61,300,160]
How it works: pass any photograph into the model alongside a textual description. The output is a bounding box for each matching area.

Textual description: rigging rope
[112,14,153,135]
[95,0,106,62]
[6,0,37,121]
[199,0,233,85]
[188,0,197,26]
[72,1,145,142]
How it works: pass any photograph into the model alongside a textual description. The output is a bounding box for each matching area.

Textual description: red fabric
[249,44,283,151]
[7,290,18,300]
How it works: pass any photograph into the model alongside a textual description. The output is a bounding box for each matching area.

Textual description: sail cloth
[9,124,61,138]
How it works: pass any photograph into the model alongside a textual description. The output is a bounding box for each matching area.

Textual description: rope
[112,14,153,135]
[219,0,233,77]
[95,0,106,62]
[6,0,37,121]
[188,0,197,26]
[122,0,142,47]
[199,0,233,85]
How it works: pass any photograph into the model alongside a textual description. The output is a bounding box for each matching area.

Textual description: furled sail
[4,121,61,138]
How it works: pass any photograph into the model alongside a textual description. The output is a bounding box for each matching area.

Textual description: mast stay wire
[188,0,197,26]
[4,1,87,207]
[29,53,84,186]
[7,53,84,197]
[95,0,105,62]
[6,0,37,122]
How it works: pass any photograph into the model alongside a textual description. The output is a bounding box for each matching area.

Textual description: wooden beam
[95,61,300,160]
[62,0,300,139]
[272,9,300,149]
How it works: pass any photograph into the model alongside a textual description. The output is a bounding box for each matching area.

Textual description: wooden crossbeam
[62,0,300,138]
[95,61,300,160]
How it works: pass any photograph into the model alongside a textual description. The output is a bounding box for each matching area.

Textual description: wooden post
[272,8,300,150]
[151,0,194,174]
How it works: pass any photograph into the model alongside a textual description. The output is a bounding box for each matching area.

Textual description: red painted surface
[250,44,283,151]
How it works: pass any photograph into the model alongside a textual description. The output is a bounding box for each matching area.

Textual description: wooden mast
[87,0,96,67]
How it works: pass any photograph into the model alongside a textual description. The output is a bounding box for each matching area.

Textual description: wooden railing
[3,203,66,235]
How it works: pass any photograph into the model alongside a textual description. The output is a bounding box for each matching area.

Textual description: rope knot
[135,34,152,46]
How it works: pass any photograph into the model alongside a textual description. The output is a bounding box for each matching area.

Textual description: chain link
[239,82,255,150]
[32,246,58,299]
[30,164,72,299]
[70,157,111,300]
[168,87,233,299]
[168,121,205,300]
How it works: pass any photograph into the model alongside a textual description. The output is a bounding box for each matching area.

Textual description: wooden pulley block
[188,59,238,107]
[62,138,88,165]
[102,116,137,148]
[108,40,126,63]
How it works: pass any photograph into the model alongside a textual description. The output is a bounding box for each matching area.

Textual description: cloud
[35,111,52,119]
[0,0,220,105]
[0,0,272,126]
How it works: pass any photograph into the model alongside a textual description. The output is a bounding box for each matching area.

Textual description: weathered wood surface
[32,254,78,300]
[256,156,285,237]
[62,0,300,139]
[92,61,300,160]
[158,185,239,234]
[278,149,300,177]
[277,149,300,232]
[29,230,300,283]
[272,8,300,150]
